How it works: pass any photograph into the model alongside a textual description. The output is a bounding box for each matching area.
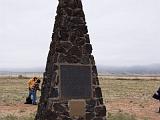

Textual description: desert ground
[0,75,160,120]
[100,76,160,120]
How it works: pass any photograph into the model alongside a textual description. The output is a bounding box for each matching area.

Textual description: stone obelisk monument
[35,0,107,119]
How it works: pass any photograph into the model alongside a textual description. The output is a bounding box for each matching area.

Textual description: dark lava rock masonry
[35,0,107,120]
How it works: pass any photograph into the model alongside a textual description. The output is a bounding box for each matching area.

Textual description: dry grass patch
[0,76,160,120]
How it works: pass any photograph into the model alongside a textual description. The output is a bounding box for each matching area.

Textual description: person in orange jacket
[27,77,38,105]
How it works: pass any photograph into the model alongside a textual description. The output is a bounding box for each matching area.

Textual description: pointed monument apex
[35,0,107,119]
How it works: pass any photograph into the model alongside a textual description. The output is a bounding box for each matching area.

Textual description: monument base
[36,64,107,120]
[36,98,106,120]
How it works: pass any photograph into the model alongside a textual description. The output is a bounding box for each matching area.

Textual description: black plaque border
[58,63,93,100]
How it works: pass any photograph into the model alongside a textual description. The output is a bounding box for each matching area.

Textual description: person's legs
[24,89,32,104]
[32,90,37,105]
[28,89,32,98]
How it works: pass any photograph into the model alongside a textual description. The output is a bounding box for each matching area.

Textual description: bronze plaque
[60,64,92,99]
[69,99,86,118]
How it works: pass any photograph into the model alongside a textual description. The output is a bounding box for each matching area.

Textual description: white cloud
[0,0,160,68]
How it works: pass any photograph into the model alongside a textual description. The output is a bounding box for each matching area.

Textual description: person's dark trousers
[24,89,32,104]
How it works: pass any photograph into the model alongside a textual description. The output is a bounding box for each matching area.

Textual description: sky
[0,0,160,69]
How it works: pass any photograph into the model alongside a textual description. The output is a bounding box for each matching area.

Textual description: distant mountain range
[0,67,45,73]
[1,64,160,75]
[97,64,160,75]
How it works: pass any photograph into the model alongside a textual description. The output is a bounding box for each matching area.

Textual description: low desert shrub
[0,114,34,120]
[108,112,136,120]
[0,115,17,120]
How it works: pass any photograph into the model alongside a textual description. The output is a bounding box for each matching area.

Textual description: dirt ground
[0,76,160,120]
[0,104,37,117]
[107,99,160,120]
[0,99,160,120]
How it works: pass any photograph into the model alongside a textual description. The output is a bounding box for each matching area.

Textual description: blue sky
[0,0,160,69]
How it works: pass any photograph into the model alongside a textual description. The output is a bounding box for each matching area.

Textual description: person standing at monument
[32,78,41,104]
[153,87,160,113]
[27,77,39,105]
